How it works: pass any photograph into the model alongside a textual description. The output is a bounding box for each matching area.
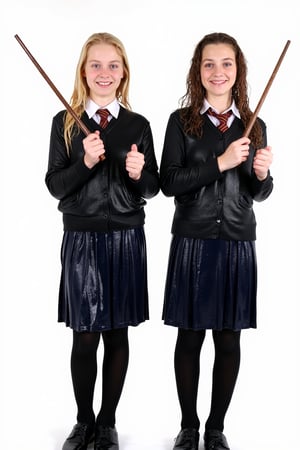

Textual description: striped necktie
[97,108,110,129]
[207,108,232,132]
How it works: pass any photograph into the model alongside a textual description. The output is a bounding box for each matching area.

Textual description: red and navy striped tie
[97,108,110,129]
[207,108,232,132]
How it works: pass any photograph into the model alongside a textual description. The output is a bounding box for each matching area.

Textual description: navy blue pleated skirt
[58,228,149,332]
[162,236,257,331]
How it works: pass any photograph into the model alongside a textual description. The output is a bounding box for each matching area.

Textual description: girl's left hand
[125,144,145,180]
[253,145,273,181]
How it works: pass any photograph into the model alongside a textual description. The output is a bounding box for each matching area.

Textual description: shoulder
[166,108,187,128]
[257,116,266,132]
[49,110,67,136]
[118,106,150,126]
[169,108,184,119]
[52,109,67,125]
[168,107,191,122]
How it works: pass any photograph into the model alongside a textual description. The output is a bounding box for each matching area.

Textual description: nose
[213,65,223,76]
[99,67,110,77]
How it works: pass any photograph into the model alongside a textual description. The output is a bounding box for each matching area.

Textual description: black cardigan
[160,109,273,241]
[45,106,160,232]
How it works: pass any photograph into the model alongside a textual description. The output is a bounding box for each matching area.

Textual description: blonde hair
[64,32,131,151]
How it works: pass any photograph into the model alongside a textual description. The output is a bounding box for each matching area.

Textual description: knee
[72,331,100,359]
[176,329,206,354]
[213,330,240,355]
[102,328,129,351]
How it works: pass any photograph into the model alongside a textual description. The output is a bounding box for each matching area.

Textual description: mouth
[96,81,112,87]
[210,80,227,85]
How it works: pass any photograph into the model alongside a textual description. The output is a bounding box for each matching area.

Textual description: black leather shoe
[204,429,230,450]
[173,428,199,449]
[94,426,119,450]
[62,423,95,450]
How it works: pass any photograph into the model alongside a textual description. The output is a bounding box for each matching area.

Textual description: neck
[207,94,232,113]
[91,94,116,108]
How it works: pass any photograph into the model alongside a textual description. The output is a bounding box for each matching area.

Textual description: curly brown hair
[180,32,263,148]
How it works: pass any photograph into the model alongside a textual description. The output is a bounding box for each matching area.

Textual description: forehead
[201,43,236,61]
[87,43,122,61]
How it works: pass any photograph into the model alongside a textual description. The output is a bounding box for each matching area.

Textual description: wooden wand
[243,39,291,138]
[14,34,105,161]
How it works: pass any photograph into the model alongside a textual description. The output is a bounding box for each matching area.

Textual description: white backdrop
[0,1,299,449]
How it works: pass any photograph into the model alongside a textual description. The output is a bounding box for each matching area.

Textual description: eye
[224,61,233,68]
[204,62,214,69]
[110,63,119,70]
[91,63,101,70]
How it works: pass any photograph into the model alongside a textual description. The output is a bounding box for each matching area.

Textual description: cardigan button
[216,219,221,224]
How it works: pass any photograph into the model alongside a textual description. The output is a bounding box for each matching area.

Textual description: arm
[45,113,95,200]
[126,122,160,199]
[159,112,222,197]
[250,146,274,201]
[250,122,274,201]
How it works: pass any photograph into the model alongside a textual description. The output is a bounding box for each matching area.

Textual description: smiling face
[200,43,237,107]
[83,43,124,105]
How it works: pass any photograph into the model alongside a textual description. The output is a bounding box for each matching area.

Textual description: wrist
[256,173,268,181]
[129,173,141,181]
[83,154,94,169]
[217,156,226,173]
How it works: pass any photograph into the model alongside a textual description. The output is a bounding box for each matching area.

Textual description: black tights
[70,327,129,427]
[174,328,241,432]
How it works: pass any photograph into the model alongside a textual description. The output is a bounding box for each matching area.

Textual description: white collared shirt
[201,99,240,128]
[85,98,120,124]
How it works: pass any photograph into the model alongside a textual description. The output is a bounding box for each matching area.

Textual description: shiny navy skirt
[162,236,257,331]
[58,228,149,332]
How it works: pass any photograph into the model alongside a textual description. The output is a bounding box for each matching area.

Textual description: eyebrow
[88,59,122,63]
[202,57,235,62]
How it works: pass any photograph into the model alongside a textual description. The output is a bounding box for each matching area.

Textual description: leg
[62,332,100,450]
[71,331,101,426]
[96,327,129,427]
[175,328,206,430]
[205,329,241,432]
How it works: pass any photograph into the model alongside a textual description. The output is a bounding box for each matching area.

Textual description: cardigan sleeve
[159,111,222,197]
[127,122,160,199]
[250,120,274,202]
[45,112,95,200]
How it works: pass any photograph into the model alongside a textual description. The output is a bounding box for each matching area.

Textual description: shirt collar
[85,98,120,119]
[200,99,241,118]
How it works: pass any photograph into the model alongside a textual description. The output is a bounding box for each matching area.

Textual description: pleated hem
[58,317,149,332]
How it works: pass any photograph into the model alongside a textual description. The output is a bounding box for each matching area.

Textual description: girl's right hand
[217,137,250,172]
[83,131,106,168]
